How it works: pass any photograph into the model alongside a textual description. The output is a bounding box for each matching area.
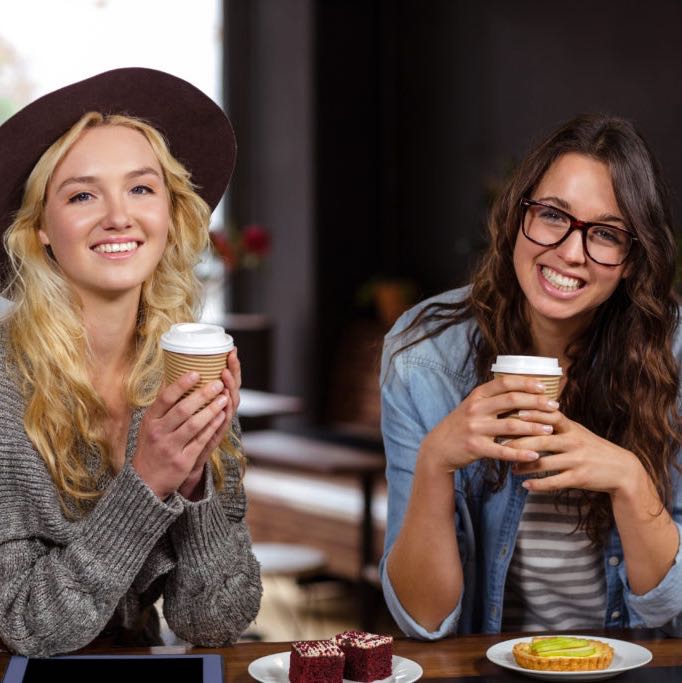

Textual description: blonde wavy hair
[3,111,241,511]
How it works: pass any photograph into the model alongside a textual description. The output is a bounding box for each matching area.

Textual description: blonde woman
[0,68,262,656]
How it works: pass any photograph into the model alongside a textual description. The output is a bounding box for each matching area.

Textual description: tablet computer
[2,653,223,683]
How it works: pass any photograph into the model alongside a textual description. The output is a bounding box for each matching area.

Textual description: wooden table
[237,388,303,432]
[238,389,303,420]
[241,430,386,587]
[1,631,679,681]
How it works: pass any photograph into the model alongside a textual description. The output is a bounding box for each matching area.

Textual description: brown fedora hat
[0,66,236,248]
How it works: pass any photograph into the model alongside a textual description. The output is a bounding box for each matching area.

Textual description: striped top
[501,490,606,631]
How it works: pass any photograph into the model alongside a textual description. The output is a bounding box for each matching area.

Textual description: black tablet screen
[22,657,203,683]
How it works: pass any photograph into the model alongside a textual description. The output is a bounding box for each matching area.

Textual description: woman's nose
[554,229,586,265]
[101,195,131,229]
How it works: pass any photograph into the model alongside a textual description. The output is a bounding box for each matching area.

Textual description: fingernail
[521,481,531,489]
[547,400,559,409]
[212,380,224,392]
[535,382,546,391]
[526,451,539,460]
[188,372,200,382]
[542,425,553,433]
[518,410,530,418]
[216,395,228,407]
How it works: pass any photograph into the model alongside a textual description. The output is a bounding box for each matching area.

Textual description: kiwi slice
[530,637,596,657]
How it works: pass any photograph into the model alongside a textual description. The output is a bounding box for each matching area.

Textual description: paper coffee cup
[492,355,562,405]
[160,323,234,396]
[491,355,562,456]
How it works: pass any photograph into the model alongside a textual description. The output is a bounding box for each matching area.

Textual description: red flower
[209,224,271,271]
[242,224,271,257]
[209,231,238,269]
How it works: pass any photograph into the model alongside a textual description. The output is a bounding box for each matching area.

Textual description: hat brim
[0,67,235,239]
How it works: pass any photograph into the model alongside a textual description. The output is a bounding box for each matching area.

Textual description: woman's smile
[90,238,143,258]
[537,264,586,297]
[540,265,584,292]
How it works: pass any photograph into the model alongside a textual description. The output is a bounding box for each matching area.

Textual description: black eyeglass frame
[519,198,638,266]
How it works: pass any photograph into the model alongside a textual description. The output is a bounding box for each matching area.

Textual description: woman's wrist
[610,451,654,506]
[416,438,456,479]
[178,465,208,501]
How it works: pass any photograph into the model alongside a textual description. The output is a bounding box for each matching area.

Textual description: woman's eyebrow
[536,195,625,224]
[125,166,162,180]
[593,212,625,224]
[535,195,570,210]
[56,167,161,193]
[56,175,97,193]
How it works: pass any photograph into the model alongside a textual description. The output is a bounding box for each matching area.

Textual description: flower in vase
[209,223,271,271]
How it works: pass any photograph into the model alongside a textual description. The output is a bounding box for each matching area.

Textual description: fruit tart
[512,636,614,672]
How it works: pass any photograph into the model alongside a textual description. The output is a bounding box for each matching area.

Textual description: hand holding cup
[132,324,236,499]
[420,359,561,473]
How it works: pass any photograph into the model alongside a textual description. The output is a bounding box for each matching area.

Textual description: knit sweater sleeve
[163,419,262,645]
[0,367,184,656]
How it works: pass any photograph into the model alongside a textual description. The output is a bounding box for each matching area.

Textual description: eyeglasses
[520,198,638,266]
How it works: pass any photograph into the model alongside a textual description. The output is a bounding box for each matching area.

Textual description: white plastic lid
[491,355,562,375]
[160,323,234,355]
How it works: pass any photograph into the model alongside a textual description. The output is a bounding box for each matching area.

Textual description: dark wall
[227,0,682,422]
[317,0,682,303]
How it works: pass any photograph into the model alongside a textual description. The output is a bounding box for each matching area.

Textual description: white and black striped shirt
[501,490,606,632]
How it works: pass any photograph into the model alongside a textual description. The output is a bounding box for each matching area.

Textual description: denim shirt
[379,286,682,640]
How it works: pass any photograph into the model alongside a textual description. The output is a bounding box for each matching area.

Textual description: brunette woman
[380,114,682,638]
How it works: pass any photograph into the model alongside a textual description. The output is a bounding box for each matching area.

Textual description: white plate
[248,652,423,683]
[486,636,653,681]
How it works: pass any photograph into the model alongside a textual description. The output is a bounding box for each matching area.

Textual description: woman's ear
[38,228,50,246]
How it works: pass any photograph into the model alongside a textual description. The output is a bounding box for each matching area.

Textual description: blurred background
[2,0,682,640]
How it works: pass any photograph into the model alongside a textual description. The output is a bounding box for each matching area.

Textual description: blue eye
[68,192,94,203]
[590,226,624,246]
[538,208,568,224]
[131,185,153,195]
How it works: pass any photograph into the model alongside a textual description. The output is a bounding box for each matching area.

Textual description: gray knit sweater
[0,340,262,656]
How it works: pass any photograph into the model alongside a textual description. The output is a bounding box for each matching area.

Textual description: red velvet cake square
[289,639,345,683]
[333,630,393,682]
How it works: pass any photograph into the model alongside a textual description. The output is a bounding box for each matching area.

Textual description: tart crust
[512,637,614,672]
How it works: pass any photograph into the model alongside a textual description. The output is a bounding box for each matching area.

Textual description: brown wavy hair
[395,113,681,545]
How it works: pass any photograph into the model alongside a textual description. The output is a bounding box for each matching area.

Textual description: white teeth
[93,241,138,254]
[541,266,582,291]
